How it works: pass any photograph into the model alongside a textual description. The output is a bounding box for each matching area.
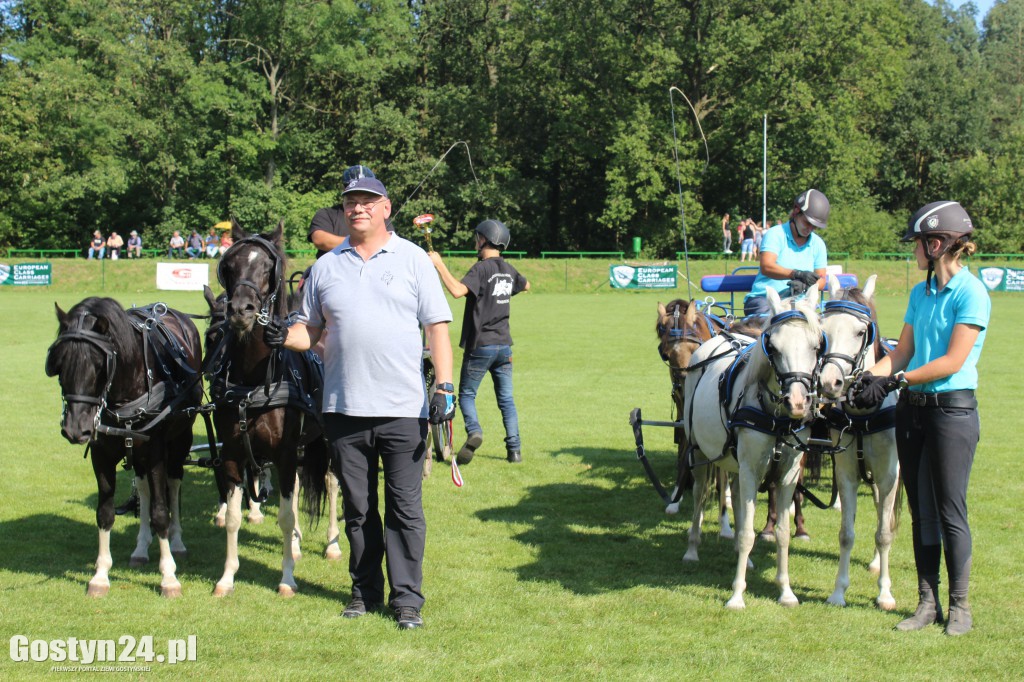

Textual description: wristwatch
[893,371,909,390]
[436,382,455,393]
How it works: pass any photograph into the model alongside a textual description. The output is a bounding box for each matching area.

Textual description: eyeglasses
[342,197,386,212]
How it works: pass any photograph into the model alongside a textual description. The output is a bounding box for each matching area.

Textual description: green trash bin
[632,236,642,257]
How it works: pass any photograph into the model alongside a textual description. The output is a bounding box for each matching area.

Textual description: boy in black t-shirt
[428,220,529,464]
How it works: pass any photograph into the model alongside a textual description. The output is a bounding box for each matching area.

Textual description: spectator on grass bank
[262,173,454,631]
[219,231,234,256]
[87,231,105,260]
[721,213,732,254]
[428,219,530,466]
[127,230,142,258]
[168,231,185,258]
[186,230,203,259]
[740,219,756,262]
[205,228,220,258]
[106,231,124,260]
[850,201,989,637]
[743,189,830,317]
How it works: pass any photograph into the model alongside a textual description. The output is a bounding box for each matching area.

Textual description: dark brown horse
[203,220,328,596]
[46,297,202,597]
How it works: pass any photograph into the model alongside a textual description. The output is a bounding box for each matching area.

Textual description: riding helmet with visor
[475,219,510,251]
[793,189,830,229]
[904,200,975,294]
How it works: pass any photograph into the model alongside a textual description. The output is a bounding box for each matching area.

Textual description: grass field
[1,259,1023,680]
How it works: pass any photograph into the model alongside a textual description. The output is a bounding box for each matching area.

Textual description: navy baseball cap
[341,176,388,198]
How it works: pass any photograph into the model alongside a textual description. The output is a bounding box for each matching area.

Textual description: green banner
[978,266,1024,292]
[609,264,677,289]
[0,262,52,286]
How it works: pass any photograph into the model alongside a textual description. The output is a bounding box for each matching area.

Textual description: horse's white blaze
[821,276,900,611]
[130,476,153,566]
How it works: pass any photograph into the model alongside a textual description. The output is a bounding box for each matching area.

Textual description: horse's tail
[890,472,904,534]
[299,434,329,526]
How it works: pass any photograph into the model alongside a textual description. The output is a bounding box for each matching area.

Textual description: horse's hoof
[725,598,746,611]
[876,597,897,611]
[213,584,234,597]
[325,546,343,561]
[758,531,776,543]
[129,556,149,568]
[171,550,188,563]
[794,532,811,542]
[779,597,800,608]
[826,596,847,607]
[86,583,109,598]
[664,503,680,515]
[247,514,264,525]
[162,584,183,599]
[719,528,735,540]
[278,584,297,598]
[682,551,699,563]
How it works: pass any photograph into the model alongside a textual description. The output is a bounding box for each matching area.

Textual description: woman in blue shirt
[851,201,990,636]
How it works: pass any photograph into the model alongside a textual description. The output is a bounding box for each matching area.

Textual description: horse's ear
[269,220,284,245]
[765,287,783,315]
[684,299,698,325]
[231,217,247,241]
[862,274,877,300]
[804,284,820,309]
[203,285,217,311]
[657,302,667,318]
[827,274,841,298]
[55,302,68,328]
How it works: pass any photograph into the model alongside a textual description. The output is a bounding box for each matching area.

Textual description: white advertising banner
[156,262,210,291]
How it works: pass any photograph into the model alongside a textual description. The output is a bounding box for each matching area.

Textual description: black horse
[203,219,328,596]
[45,297,203,597]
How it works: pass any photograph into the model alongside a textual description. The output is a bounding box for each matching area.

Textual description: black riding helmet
[793,189,830,229]
[475,219,510,251]
[904,200,975,294]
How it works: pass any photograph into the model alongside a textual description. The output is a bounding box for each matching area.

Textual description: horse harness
[207,236,325,501]
[45,303,204,468]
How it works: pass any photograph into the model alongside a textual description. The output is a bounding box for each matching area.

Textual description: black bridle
[758,309,828,408]
[218,235,283,327]
[46,311,118,435]
[819,300,876,383]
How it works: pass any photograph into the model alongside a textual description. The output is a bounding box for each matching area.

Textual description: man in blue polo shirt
[743,189,830,316]
[264,174,454,630]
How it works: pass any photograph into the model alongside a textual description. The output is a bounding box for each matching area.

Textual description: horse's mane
[59,297,142,370]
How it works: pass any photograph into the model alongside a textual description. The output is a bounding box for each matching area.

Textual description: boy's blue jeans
[459,345,521,451]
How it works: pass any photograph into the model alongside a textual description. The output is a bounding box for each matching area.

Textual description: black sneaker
[342,598,381,619]
[456,433,483,465]
[395,605,424,630]
[506,450,522,464]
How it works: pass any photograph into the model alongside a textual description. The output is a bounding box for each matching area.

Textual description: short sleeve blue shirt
[745,222,827,302]
[904,267,990,393]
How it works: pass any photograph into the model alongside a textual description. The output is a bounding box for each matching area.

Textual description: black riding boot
[895,574,944,631]
[945,558,973,636]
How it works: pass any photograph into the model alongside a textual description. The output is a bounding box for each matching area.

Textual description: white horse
[682,287,823,609]
[818,274,901,610]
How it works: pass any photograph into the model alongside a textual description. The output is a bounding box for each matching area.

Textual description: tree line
[1,0,1022,258]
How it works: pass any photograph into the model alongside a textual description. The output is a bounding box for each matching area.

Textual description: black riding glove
[788,279,809,296]
[790,269,820,288]
[262,318,287,349]
[429,391,456,424]
[848,372,898,409]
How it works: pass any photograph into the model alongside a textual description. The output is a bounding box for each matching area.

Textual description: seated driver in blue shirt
[743,189,830,317]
